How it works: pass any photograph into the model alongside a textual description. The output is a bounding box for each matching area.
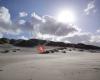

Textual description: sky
[0,0,100,46]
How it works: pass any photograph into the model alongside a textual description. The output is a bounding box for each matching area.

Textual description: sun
[57,10,75,24]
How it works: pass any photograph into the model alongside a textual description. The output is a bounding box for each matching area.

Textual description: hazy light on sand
[57,10,75,24]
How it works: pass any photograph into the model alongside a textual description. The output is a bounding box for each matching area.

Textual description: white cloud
[0,33,3,38]
[30,12,42,26]
[87,35,100,46]
[31,12,41,21]
[90,35,100,43]
[0,7,21,35]
[0,7,11,23]
[18,19,26,25]
[19,11,28,17]
[84,0,96,15]
[59,32,100,47]
[20,36,28,40]
[19,13,80,41]
[61,32,91,44]
[96,29,100,33]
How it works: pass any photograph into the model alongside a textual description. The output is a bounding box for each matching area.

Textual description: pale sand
[0,48,100,80]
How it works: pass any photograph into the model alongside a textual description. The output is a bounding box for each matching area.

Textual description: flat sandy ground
[0,47,100,80]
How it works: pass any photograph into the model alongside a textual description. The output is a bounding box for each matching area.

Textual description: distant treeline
[0,38,100,50]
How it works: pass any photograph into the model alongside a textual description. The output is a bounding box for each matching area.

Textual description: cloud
[90,35,100,43]
[18,19,26,25]
[19,11,28,17]
[84,0,96,15]
[0,33,3,38]
[18,12,42,32]
[0,7,11,23]
[19,36,28,40]
[59,32,100,47]
[30,12,42,26]
[18,21,34,32]
[88,35,100,46]
[34,15,79,37]
[96,29,100,33]
[0,7,21,35]
[18,13,80,41]
[31,12,41,21]
[60,32,91,43]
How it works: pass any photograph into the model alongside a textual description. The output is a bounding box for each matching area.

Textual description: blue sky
[0,0,100,46]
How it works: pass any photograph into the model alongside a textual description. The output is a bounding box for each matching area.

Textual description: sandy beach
[0,46,100,80]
